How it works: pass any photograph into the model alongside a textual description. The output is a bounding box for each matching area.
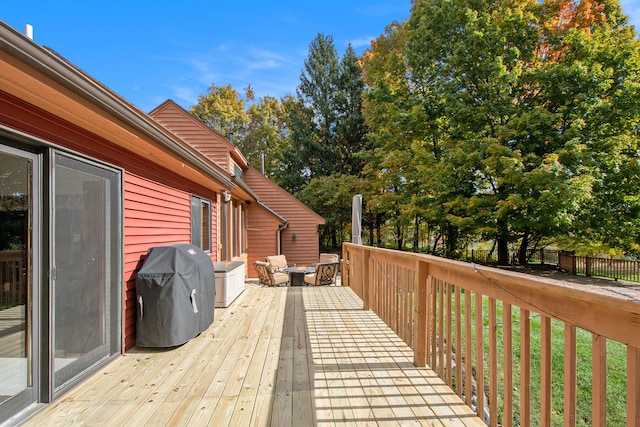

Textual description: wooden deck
[24,282,483,426]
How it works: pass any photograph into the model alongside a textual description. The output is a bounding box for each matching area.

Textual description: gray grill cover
[135,244,215,347]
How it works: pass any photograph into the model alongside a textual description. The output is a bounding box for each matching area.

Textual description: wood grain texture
[24,282,483,426]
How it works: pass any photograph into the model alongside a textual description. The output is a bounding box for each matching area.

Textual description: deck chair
[254,261,289,286]
[265,255,288,271]
[319,253,339,263]
[304,262,339,286]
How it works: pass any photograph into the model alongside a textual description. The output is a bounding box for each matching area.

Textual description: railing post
[362,247,370,311]
[414,259,428,367]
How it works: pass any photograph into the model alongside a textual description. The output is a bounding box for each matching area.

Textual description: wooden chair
[304,262,339,286]
[254,261,289,286]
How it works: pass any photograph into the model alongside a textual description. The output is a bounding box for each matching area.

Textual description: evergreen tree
[335,44,369,176]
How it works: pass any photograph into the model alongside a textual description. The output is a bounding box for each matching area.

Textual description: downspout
[276,222,289,255]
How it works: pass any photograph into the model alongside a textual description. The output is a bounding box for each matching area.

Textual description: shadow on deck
[24,282,483,426]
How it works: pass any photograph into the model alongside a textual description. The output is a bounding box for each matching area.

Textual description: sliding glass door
[0,141,121,422]
[52,154,121,392]
[0,146,39,418]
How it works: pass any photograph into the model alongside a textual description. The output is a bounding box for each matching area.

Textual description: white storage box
[213,261,245,308]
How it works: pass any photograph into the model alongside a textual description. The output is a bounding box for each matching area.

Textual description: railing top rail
[0,249,25,261]
[343,243,640,348]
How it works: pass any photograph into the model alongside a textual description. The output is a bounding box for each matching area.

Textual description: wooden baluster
[628,345,640,427]
[541,315,552,426]
[489,297,497,427]
[447,282,453,388]
[503,303,513,427]
[475,292,484,420]
[520,309,531,427]
[564,324,577,426]
[455,286,463,398]
[592,334,607,427]
[438,280,444,379]
[465,289,473,407]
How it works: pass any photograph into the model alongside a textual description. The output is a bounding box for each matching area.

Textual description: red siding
[150,101,246,171]
[123,172,192,349]
[244,167,325,268]
[246,205,281,276]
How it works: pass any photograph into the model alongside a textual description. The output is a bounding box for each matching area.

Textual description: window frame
[191,195,212,253]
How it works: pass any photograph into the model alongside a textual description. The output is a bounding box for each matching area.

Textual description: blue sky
[2,1,639,114]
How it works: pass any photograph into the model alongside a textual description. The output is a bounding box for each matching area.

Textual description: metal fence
[466,248,640,283]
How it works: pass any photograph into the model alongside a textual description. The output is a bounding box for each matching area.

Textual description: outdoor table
[283,266,315,286]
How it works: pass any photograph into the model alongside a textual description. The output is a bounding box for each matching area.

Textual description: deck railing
[343,242,640,427]
[0,250,25,309]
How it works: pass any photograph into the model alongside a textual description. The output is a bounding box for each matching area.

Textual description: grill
[135,244,215,347]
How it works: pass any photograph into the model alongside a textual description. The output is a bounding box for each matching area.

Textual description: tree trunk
[497,219,509,265]
[413,215,420,251]
[446,224,458,257]
[498,238,509,265]
[518,232,529,265]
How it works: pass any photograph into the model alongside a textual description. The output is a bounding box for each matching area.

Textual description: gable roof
[150,100,248,171]
[0,21,233,191]
[149,100,324,226]
[244,165,325,225]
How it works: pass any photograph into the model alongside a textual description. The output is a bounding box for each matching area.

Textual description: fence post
[586,256,592,277]
[540,248,545,265]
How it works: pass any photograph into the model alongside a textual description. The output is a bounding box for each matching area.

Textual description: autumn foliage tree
[360,0,640,261]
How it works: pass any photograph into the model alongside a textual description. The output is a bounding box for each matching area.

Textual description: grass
[445,291,628,426]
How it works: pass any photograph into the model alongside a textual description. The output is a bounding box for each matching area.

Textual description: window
[232,200,240,257]
[233,164,243,180]
[232,201,246,257]
[191,196,211,252]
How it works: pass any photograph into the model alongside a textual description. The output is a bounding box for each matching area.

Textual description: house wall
[123,172,218,349]
[150,101,245,172]
[246,204,281,276]
[0,64,224,351]
[243,167,325,267]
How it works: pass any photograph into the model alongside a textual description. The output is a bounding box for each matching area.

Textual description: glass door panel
[0,148,37,414]
[53,154,120,391]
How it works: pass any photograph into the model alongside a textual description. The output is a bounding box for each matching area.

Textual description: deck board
[23,282,484,426]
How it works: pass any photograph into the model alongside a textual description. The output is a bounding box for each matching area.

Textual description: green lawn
[446,291,628,426]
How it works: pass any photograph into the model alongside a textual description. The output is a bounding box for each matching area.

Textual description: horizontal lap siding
[151,102,231,169]
[244,167,324,267]
[246,207,280,276]
[123,172,191,350]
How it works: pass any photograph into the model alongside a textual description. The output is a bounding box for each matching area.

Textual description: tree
[334,44,369,176]
[361,21,469,254]
[242,95,290,178]
[296,174,365,248]
[359,0,640,262]
[283,34,369,180]
[190,83,253,141]
[275,33,370,247]
[272,95,315,193]
[293,33,341,178]
[404,0,640,263]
